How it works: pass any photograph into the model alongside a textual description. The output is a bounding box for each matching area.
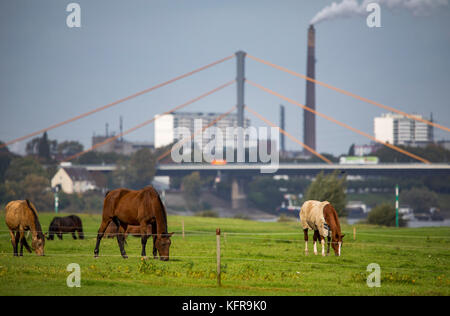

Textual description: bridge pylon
[231,176,247,210]
[235,51,246,128]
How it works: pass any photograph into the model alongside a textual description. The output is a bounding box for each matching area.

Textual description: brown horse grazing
[300,200,345,256]
[94,186,173,260]
[5,200,45,256]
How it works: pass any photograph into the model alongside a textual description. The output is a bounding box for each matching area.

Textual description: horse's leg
[15,232,21,257]
[10,231,18,256]
[113,217,128,259]
[72,231,77,240]
[327,236,331,256]
[320,235,326,257]
[19,231,25,256]
[313,230,319,255]
[152,224,158,259]
[140,222,149,259]
[78,228,84,240]
[58,232,63,240]
[303,228,309,256]
[94,218,112,258]
[22,237,32,253]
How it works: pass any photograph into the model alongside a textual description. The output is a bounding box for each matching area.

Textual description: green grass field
[0,212,449,296]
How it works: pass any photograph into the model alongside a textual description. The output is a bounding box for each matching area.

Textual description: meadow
[0,212,449,296]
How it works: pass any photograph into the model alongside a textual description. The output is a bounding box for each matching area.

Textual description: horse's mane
[25,200,45,238]
[331,205,341,232]
[323,202,342,235]
[143,186,168,234]
[157,194,168,234]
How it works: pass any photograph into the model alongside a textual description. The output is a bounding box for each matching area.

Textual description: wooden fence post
[216,228,221,287]
[353,226,356,241]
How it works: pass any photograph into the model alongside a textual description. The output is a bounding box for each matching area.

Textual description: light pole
[55,185,60,214]
[395,184,399,228]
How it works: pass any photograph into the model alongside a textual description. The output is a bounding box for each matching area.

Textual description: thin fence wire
[1,228,449,240]
[1,232,449,252]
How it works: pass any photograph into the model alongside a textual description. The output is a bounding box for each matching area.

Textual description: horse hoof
[122,255,128,259]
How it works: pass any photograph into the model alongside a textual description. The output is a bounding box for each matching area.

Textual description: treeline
[279,143,450,164]
[0,145,55,211]
[0,137,172,212]
[373,144,450,163]
[347,175,450,194]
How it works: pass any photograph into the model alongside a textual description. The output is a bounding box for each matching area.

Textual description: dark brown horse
[47,215,84,240]
[94,186,173,260]
[300,200,345,256]
[5,200,45,256]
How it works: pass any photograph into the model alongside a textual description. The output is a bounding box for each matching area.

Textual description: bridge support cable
[64,80,236,162]
[247,80,431,164]
[244,106,332,164]
[157,105,237,162]
[0,55,235,150]
[247,54,450,133]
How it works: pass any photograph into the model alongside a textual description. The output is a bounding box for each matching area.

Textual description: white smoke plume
[310,0,449,25]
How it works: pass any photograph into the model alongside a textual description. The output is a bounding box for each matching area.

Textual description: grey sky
[1,0,449,156]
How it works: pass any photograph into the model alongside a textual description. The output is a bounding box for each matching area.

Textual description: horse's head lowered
[155,232,174,261]
[32,232,45,256]
[331,232,345,256]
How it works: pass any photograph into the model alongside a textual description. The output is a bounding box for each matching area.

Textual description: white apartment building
[374,113,433,146]
[154,112,251,149]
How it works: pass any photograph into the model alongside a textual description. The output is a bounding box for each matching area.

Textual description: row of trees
[25,132,84,163]
[0,150,54,210]
[279,143,450,164]
[0,136,165,211]
[373,144,450,163]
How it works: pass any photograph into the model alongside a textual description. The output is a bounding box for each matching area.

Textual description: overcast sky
[1,0,449,156]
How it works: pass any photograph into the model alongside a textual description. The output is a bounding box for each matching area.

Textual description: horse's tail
[103,190,118,219]
[74,216,84,240]
[47,218,57,240]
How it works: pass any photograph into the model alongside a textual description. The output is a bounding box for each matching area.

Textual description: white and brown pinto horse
[300,200,345,256]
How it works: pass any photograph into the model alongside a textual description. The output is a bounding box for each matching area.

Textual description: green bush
[195,210,219,218]
[304,171,347,216]
[367,203,406,227]
[182,172,202,211]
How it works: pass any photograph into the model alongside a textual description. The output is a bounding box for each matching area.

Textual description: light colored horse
[300,200,345,256]
[5,200,45,256]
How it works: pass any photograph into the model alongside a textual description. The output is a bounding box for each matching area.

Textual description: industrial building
[374,113,434,147]
[154,112,251,149]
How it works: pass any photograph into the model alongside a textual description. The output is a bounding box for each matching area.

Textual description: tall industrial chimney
[303,25,316,155]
